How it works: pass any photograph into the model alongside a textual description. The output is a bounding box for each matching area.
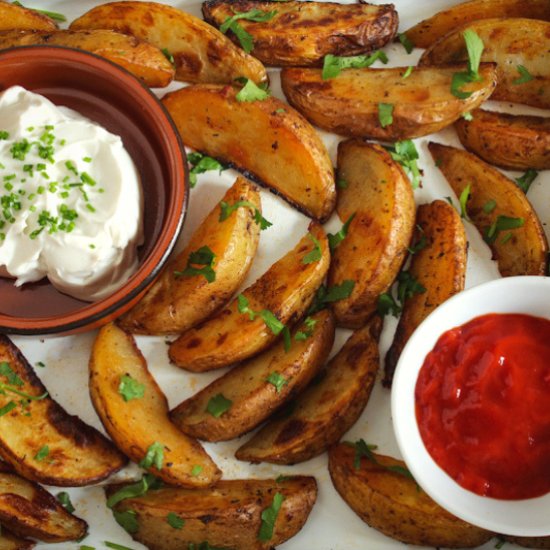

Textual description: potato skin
[236,316,381,465]
[170,310,335,442]
[0,29,174,88]
[106,477,318,550]
[0,528,35,550]
[329,141,415,328]
[328,444,494,548]
[383,200,467,387]
[506,536,550,549]
[120,178,261,335]
[70,1,267,84]
[0,2,57,32]
[281,64,497,140]
[455,109,550,170]
[202,0,398,67]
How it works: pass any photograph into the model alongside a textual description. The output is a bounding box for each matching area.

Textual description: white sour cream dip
[0,86,143,302]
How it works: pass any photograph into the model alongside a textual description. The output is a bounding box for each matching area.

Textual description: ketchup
[415,313,550,500]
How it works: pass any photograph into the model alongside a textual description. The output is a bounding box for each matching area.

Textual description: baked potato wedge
[383,200,467,387]
[0,29,174,88]
[162,84,335,221]
[236,316,381,465]
[0,336,126,487]
[169,222,330,372]
[0,2,56,32]
[455,109,550,170]
[120,177,261,335]
[202,0,398,67]
[419,18,550,109]
[281,64,497,140]
[106,476,317,550]
[0,528,34,550]
[70,1,267,85]
[89,323,221,487]
[506,536,550,548]
[170,310,334,442]
[328,141,415,328]
[429,142,548,277]
[403,0,550,49]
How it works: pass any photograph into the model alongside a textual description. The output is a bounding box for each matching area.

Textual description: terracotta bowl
[0,46,188,335]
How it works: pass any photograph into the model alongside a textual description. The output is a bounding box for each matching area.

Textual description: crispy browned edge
[0,525,35,550]
[506,536,550,549]
[0,2,57,31]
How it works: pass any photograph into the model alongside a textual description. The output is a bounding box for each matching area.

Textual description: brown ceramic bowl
[0,46,188,335]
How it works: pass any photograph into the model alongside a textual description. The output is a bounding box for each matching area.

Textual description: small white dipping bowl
[392,276,550,537]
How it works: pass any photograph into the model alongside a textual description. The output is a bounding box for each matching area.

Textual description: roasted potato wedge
[162,84,335,221]
[328,141,415,328]
[455,109,550,170]
[0,527,34,550]
[419,18,550,109]
[0,336,126,487]
[0,2,56,32]
[403,0,550,49]
[120,178,261,335]
[171,310,334,442]
[0,29,174,88]
[236,316,381,465]
[506,536,550,549]
[281,64,497,140]
[328,444,494,547]
[429,142,548,277]
[202,0,398,67]
[383,200,467,387]
[89,323,221,487]
[169,222,330,372]
[106,476,317,550]
[70,1,267,84]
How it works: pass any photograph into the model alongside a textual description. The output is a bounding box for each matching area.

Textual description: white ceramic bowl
[392,276,550,537]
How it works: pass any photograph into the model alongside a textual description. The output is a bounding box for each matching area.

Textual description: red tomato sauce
[415,313,550,500]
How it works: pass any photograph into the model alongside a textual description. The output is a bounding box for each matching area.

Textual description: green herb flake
[495,537,506,549]
[402,65,414,79]
[336,178,348,189]
[79,546,96,550]
[302,232,322,264]
[377,292,401,317]
[220,8,278,53]
[258,492,284,541]
[459,183,472,221]
[515,168,538,193]
[174,246,216,283]
[483,199,497,214]
[113,509,139,534]
[139,442,165,471]
[219,200,271,229]
[397,271,426,304]
[308,280,355,314]
[328,213,355,252]
[0,131,9,140]
[398,32,414,53]
[34,445,50,462]
[104,542,135,550]
[12,1,66,21]
[484,215,524,244]
[191,464,203,477]
[385,140,422,189]
[407,225,427,254]
[166,512,185,529]
[322,50,388,79]
[378,102,394,128]
[206,393,233,418]
[294,316,317,341]
[275,474,292,483]
[56,491,75,513]
[162,48,175,65]
[352,439,415,480]
[0,362,23,387]
[118,374,145,402]
[0,401,16,417]
[187,152,226,188]
[462,111,474,121]
[450,29,484,99]
[266,372,288,393]
[236,78,271,102]
[106,474,162,509]
[513,65,533,85]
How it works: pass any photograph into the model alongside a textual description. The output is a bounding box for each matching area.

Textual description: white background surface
[8,0,550,549]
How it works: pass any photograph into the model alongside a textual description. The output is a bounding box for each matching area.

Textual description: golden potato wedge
[506,536,550,549]
[70,1,267,85]
[106,476,317,550]
[429,142,548,277]
[170,310,335,442]
[89,323,221,488]
[162,84,336,221]
[202,0,398,67]
[281,64,497,140]
[455,109,550,170]
[328,444,494,547]
[419,18,550,109]
[0,336,126,487]
[0,469,86,542]
[169,222,330,372]
[383,200,467,387]
[0,2,56,32]
[328,141,415,328]
[0,29,174,88]
[236,316,381,465]
[120,177,261,335]
[0,527,34,550]
[403,0,550,49]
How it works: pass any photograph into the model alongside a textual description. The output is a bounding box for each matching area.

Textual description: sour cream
[0,86,143,302]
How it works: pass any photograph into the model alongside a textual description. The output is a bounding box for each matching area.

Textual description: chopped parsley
[118,374,145,402]
[351,439,415,480]
[104,542,135,550]
[378,103,394,128]
[0,362,23,386]
[450,29,484,99]
[385,140,422,189]
[336,178,348,189]
[174,246,216,283]
[484,215,524,244]
[56,491,75,513]
[167,512,185,529]
[302,233,322,264]
[235,78,271,102]
[139,442,165,471]
[219,8,278,53]
[459,183,472,221]
[12,1,66,21]
[402,66,414,79]
[219,200,271,229]
[515,169,538,193]
[187,152,226,188]
[106,474,162,508]
[206,393,233,418]
[191,464,203,477]
[34,445,50,462]
[513,65,533,85]
[0,402,17,417]
[377,271,426,317]
[266,372,288,393]
[294,316,317,341]
[113,509,139,534]
[398,33,414,54]
[308,280,355,314]
[328,213,355,252]
[258,492,284,541]
[462,111,474,121]
[162,48,175,65]
[407,225,427,254]
[322,50,388,79]
[483,199,497,213]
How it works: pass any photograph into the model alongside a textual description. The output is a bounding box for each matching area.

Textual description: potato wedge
[202,0,398,67]
[0,527,34,550]
[506,536,550,549]
[106,476,317,550]
[0,336,126,487]
[0,469,86,542]
[89,323,221,487]
[120,177,261,335]
[419,18,550,109]
[281,64,497,140]
[328,141,415,328]
[429,142,548,277]
[70,1,267,85]
[0,29,174,88]
[455,109,550,170]
[328,444,494,547]
[0,2,56,32]
[383,200,467,387]
[170,310,335,442]
[162,84,335,221]
[169,222,330,372]
[403,0,550,49]
[236,316,381,465]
